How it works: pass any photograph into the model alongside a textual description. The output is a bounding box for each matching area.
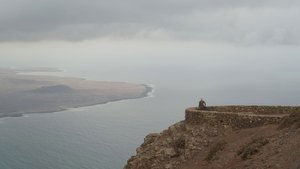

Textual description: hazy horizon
[1,1,300,103]
[0,1,300,169]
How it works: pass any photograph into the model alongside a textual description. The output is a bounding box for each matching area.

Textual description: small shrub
[237,137,269,160]
[173,137,186,149]
[205,140,227,161]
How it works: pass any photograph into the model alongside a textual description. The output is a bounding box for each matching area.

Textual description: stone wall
[185,106,295,129]
[207,106,300,115]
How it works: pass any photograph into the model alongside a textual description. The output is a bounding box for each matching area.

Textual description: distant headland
[0,68,152,118]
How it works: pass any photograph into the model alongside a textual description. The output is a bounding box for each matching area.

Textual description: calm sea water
[0,67,198,169]
[1,47,299,169]
[0,94,186,169]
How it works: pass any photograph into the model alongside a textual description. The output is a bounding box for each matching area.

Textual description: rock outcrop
[124,106,300,169]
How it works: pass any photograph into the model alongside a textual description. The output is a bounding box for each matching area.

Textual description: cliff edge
[124,106,300,169]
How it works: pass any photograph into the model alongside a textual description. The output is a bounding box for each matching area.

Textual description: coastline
[0,84,154,119]
[0,67,155,119]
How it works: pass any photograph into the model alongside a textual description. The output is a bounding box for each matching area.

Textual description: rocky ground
[124,110,300,169]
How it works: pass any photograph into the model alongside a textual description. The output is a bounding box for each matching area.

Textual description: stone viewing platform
[185,106,300,129]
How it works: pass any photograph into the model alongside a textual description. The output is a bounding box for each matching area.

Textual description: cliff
[124,106,300,169]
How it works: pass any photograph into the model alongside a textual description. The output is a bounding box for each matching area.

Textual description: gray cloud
[0,0,299,44]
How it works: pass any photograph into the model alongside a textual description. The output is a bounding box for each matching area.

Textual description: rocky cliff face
[124,106,300,169]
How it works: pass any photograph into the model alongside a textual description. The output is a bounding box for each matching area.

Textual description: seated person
[198,99,207,110]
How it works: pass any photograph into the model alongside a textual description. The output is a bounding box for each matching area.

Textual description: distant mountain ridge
[28,85,74,94]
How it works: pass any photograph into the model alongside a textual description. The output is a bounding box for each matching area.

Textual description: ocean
[0,66,197,169]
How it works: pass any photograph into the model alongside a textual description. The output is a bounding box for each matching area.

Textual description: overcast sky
[0,0,299,45]
[0,0,300,105]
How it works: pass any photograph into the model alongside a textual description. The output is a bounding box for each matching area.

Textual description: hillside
[124,106,300,169]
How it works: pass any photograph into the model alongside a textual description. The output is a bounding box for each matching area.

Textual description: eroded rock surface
[124,106,300,169]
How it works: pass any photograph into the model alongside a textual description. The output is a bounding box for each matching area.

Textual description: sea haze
[0,43,300,168]
[0,0,300,168]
